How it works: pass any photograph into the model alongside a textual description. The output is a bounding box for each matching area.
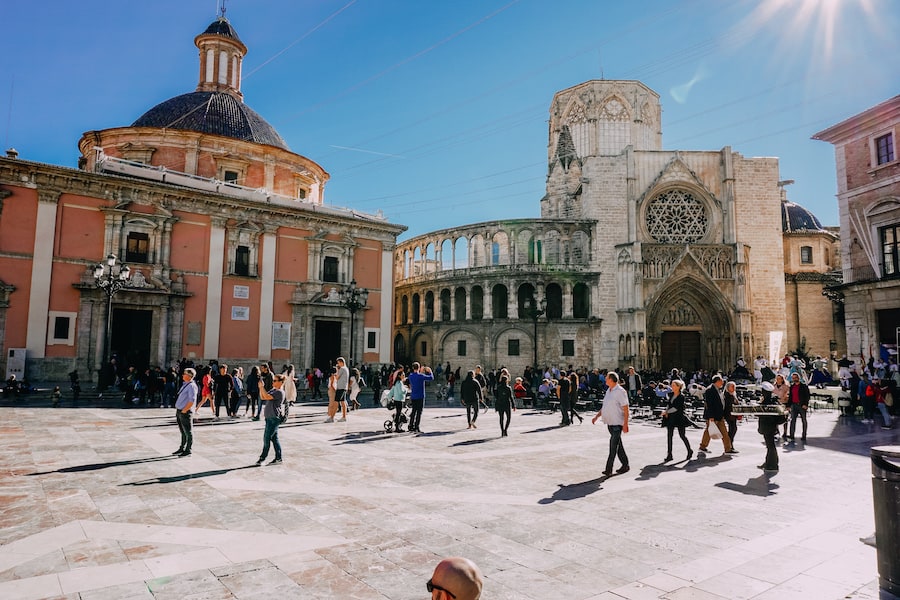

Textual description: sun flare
[743,0,877,63]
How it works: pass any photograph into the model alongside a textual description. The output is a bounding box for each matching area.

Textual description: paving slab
[0,400,898,599]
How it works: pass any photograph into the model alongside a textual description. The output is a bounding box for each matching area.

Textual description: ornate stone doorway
[647,276,734,372]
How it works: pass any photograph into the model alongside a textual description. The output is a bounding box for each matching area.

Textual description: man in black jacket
[699,375,736,454]
[212,364,234,418]
[787,372,811,443]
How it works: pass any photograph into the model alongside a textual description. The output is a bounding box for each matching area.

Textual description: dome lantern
[194,15,247,100]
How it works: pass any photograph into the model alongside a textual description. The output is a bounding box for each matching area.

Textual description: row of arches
[397,281,591,325]
[397,227,592,279]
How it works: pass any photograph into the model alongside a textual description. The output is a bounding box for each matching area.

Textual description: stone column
[25,190,60,358]
[258,225,278,359]
[378,245,394,363]
[204,216,227,358]
[157,304,169,366]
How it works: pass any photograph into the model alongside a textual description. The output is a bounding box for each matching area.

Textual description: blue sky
[2,0,897,239]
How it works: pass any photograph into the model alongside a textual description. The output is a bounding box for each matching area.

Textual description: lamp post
[340,279,369,366]
[93,254,131,384]
[526,296,547,370]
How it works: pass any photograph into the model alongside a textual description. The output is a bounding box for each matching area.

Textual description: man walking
[255,373,285,465]
[408,362,434,433]
[172,367,198,457]
[212,363,234,418]
[787,371,810,443]
[592,371,630,476]
[699,375,736,454]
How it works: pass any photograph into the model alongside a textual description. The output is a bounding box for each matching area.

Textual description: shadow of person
[521,425,568,434]
[27,455,178,476]
[122,464,258,486]
[450,438,493,447]
[714,472,779,497]
[682,454,732,473]
[635,463,682,481]
[538,477,606,504]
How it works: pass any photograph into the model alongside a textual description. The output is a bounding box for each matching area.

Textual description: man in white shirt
[172,368,198,457]
[592,371,630,476]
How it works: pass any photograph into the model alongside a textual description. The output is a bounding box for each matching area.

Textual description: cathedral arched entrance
[647,277,734,372]
[660,330,701,372]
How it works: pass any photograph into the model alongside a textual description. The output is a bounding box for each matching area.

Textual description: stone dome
[131,91,290,151]
[781,199,825,233]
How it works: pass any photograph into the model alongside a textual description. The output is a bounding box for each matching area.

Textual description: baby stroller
[381,389,410,433]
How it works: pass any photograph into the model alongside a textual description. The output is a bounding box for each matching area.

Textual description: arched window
[425,291,435,323]
[492,231,509,265]
[425,243,436,273]
[492,284,508,319]
[454,237,469,269]
[440,289,451,321]
[545,231,560,264]
[471,286,484,320]
[401,295,409,324]
[441,239,453,270]
[573,282,590,318]
[529,237,542,264]
[393,334,407,364]
[412,293,420,324]
[454,287,467,321]
[546,283,563,319]
[517,283,536,319]
[413,247,422,276]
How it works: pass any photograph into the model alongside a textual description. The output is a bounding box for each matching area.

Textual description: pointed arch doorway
[648,277,734,372]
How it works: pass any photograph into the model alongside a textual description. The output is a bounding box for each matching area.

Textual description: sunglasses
[426,578,456,598]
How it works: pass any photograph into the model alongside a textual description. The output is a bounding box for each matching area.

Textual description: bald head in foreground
[428,556,483,599]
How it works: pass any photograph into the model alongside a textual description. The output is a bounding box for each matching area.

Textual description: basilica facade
[0,14,405,381]
[393,80,838,375]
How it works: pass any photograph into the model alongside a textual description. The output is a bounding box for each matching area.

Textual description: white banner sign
[231,306,250,321]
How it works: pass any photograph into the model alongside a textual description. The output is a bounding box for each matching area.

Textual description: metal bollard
[871,446,900,596]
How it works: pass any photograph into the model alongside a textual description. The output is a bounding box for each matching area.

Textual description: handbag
[706,421,722,440]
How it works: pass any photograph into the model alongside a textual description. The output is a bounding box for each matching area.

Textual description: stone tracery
[645,189,709,243]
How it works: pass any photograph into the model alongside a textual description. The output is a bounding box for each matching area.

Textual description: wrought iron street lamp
[525,296,547,369]
[341,279,369,366]
[93,254,131,376]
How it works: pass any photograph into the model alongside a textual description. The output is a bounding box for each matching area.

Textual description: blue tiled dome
[781,200,825,232]
[131,92,290,151]
[201,17,243,42]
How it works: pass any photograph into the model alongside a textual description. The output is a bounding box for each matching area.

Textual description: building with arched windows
[0,14,405,382]
[393,80,841,374]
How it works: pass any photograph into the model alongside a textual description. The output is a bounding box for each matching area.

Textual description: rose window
[645,190,709,243]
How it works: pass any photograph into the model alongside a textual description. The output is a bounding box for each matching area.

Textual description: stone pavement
[0,396,898,599]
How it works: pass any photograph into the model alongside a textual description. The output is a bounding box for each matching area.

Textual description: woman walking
[568,371,584,424]
[388,368,407,432]
[349,368,363,411]
[196,366,215,418]
[460,370,482,429]
[495,375,515,436]
[557,373,572,426]
[662,379,693,462]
